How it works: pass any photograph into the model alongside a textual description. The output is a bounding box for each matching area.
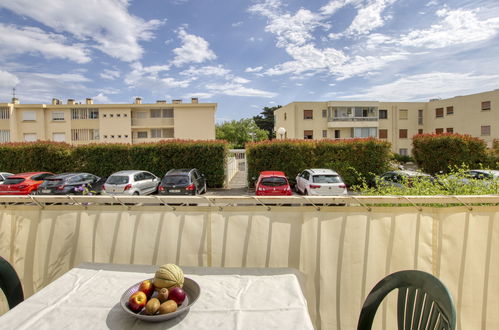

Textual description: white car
[295,169,347,196]
[103,170,160,195]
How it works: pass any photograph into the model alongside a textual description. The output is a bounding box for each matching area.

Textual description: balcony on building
[327,106,379,128]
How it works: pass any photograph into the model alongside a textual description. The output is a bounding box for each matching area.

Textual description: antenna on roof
[12,87,16,99]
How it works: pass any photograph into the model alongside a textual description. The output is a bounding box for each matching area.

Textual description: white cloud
[344,0,397,36]
[232,21,243,27]
[92,92,110,103]
[332,72,499,101]
[172,28,216,67]
[100,69,121,80]
[0,0,163,62]
[0,70,19,88]
[206,82,277,98]
[0,24,91,63]
[182,92,214,99]
[32,73,90,82]
[124,62,171,86]
[161,77,191,88]
[180,65,230,77]
[245,66,263,73]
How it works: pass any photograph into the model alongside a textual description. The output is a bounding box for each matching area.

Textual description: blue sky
[1,0,499,122]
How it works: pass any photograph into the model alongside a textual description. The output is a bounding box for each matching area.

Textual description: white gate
[226,149,246,188]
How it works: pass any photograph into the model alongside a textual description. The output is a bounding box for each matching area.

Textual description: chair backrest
[0,256,24,309]
[357,270,456,330]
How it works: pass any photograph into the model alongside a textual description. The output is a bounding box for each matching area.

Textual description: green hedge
[0,140,228,187]
[412,133,493,174]
[246,138,392,186]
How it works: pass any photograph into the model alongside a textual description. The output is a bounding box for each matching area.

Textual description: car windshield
[107,176,129,184]
[163,175,189,185]
[312,175,341,183]
[260,177,287,187]
[2,178,25,185]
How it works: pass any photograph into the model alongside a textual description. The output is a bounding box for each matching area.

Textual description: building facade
[274,89,499,154]
[0,97,216,144]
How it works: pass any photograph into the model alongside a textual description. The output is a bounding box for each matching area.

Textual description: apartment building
[0,97,216,144]
[274,89,499,155]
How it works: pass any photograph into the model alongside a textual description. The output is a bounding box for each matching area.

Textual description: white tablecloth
[0,263,314,330]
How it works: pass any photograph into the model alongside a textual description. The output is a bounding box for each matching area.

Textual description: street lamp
[277,127,286,139]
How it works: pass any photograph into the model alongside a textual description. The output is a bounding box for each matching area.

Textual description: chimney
[67,99,75,105]
[134,97,142,104]
[52,98,60,105]
[11,97,19,104]
[86,98,93,105]
[172,99,182,104]
[156,100,167,104]
[191,97,198,104]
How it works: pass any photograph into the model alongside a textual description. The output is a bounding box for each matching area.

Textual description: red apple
[128,291,147,313]
[138,280,155,298]
[168,287,186,305]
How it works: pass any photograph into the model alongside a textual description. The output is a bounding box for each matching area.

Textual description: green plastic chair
[0,256,24,309]
[358,270,456,330]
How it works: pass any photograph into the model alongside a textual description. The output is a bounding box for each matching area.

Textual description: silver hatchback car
[103,170,160,195]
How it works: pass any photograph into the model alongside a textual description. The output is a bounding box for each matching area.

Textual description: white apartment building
[274,89,499,155]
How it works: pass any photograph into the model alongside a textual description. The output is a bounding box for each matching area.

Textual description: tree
[216,119,268,149]
[253,105,281,139]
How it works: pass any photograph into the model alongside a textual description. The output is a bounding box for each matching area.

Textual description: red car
[255,171,293,196]
[0,172,54,195]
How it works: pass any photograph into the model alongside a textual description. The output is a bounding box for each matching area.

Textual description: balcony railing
[329,117,378,122]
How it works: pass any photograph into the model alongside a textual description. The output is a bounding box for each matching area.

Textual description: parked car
[0,172,14,183]
[37,173,105,195]
[0,172,54,195]
[255,171,292,196]
[103,170,160,195]
[465,169,499,180]
[158,169,207,195]
[374,170,434,188]
[295,168,348,196]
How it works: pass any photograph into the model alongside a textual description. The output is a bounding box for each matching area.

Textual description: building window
[399,109,408,120]
[418,129,423,134]
[0,107,10,119]
[304,130,313,139]
[71,108,99,119]
[354,127,377,138]
[162,109,173,118]
[71,129,99,141]
[151,109,161,118]
[399,129,408,139]
[379,109,388,119]
[125,135,128,138]
[334,130,340,139]
[117,114,121,117]
[399,148,408,156]
[137,131,148,139]
[134,111,147,118]
[304,110,313,120]
[481,125,491,136]
[103,114,107,118]
[418,109,423,125]
[322,109,327,118]
[0,130,10,142]
[481,101,491,110]
[379,129,388,139]
[52,111,65,121]
[446,106,454,115]
[446,128,453,133]
[151,128,162,138]
[103,135,107,139]
[24,133,37,142]
[435,108,444,118]
[110,114,114,118]
[124,114,128,117]
[52,133,66,142]
[322,130,327,138]
[22,111,36,121]
[435,128,444,134]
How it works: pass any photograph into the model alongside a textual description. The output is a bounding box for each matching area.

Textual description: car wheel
[133,191,139,196]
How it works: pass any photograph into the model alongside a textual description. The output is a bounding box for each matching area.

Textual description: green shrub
[412,133,489,174]
[246,138,392,187]
[0,141,72,173]
[393,153,414,163]
[0,140,228,187]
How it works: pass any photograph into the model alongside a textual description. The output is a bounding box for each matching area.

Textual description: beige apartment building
[274,89,498,155]
[0,97,216,144]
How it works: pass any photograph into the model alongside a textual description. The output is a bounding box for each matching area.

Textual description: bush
[412,133,489,174]
[0,141,72,173]
[393,153,414,163]
[0,140,228,187]
[246,138,392,187]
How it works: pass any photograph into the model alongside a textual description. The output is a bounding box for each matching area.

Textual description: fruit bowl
[120,277,200,322]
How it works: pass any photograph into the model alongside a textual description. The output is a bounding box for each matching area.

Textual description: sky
[1,0,499,123]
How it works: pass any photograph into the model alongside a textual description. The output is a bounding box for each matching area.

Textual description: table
[0,263,314,329]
